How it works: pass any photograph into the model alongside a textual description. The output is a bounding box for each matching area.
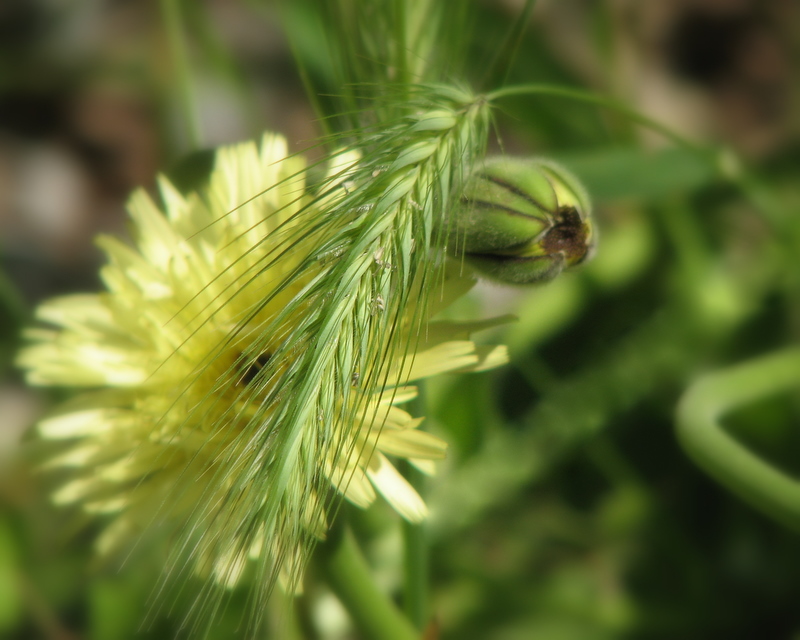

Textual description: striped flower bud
[449,157,594,285]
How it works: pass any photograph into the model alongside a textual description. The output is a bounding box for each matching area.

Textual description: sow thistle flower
[17,129,509,604]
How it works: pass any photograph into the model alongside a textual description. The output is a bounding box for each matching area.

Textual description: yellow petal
[366,453,427,522]
[378,429,447,460]
[409,458,437,476]
[393,340,479,383]
[452,344,509,373]
[38,410,116,439]
[328,462,376,508]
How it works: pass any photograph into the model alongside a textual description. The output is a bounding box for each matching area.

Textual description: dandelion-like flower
[18,132,507,604]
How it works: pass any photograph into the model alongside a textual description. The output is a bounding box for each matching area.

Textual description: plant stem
[392,0,409,90]
[486,84,708,155]
[401,386,430,630]
[676,346,800,530]
[160,0,203,150]
[401,464,428,631]
[481,0,537,89]
[318,522,418,640]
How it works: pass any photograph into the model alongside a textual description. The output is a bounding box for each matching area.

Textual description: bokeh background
[1,0,799,638]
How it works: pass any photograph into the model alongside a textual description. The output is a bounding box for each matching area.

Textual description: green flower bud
[449,157,595,285]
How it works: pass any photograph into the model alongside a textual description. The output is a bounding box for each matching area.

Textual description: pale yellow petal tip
[328,459,377,509]
[341,471,378,509]
[378,385,418,406]
[395,340,479,382]
[258,131,289,165]
[410,458,437,476]
[191,547,249,591]
[212,551,249,590]
[466,344,509,373]
[84,496,128,514]
[95,516,137,558]
[376,428,446,460]
[52,477,97,505]
[277,566,305,595]
[367,454,428,523]
[38,410,112,439]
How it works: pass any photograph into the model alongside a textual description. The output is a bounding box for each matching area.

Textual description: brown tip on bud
[541,207,592,266]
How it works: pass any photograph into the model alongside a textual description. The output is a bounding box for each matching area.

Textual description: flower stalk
[317,521,419,640]
[677,347,800,530]
[401,462,429,631]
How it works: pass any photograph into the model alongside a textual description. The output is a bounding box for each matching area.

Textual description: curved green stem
[318,523,419,640]
[486,83,709,156]
[676,347,800,530]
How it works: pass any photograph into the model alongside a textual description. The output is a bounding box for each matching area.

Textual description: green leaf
[553,147,717,203]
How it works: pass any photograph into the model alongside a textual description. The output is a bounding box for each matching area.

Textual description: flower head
[18,133,507,600]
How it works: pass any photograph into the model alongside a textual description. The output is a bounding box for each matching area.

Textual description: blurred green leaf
[90,578,142,640]
[554,147,718,203]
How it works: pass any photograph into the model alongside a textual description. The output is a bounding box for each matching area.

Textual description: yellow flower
[17,133,508,593]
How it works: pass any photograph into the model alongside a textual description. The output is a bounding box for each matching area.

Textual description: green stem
[287,37,333,140]
[400,385,430,630]
[160,0,203,150]
[393,0,409,90]
[486,83,708,155]
[401,464,428,630]
[481,0,537,89]
[318,523,419,640]
[676,347,800,530]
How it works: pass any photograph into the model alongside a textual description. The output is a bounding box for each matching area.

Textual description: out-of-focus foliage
[1,1,799,638]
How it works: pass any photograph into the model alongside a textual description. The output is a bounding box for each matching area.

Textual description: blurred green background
[1,0,799,638]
